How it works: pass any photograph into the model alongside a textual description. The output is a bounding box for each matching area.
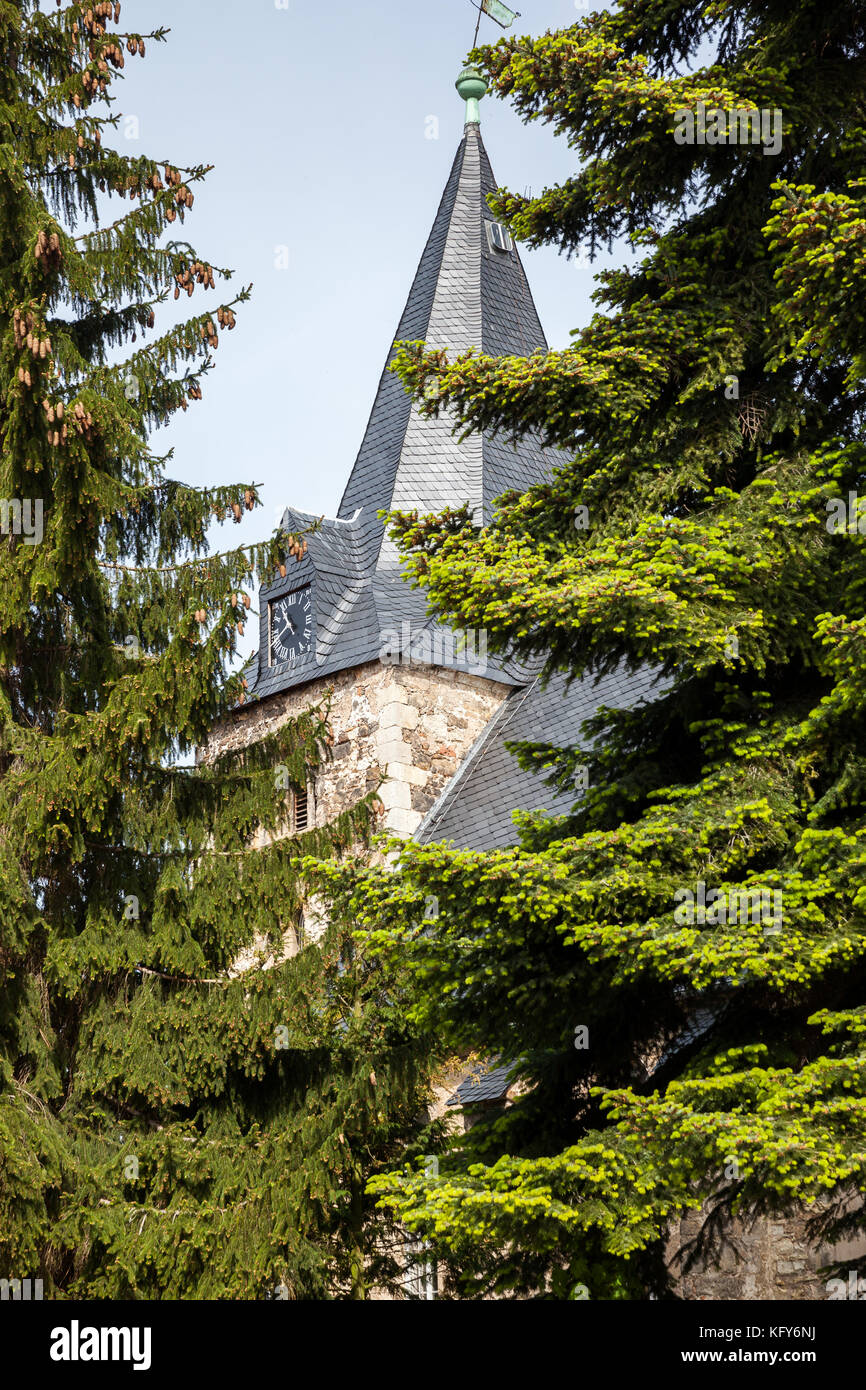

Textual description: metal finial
[456,64,487,125]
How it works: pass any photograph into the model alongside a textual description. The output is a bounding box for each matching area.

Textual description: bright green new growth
[0,1,432,1299]
[307,0,866,1297]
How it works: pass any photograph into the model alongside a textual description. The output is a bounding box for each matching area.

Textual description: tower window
[293,787,309,834]
[486,220,512,254]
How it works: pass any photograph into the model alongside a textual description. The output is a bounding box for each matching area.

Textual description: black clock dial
[269,587,313,666]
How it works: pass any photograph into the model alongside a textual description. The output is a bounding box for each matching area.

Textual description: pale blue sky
[110,0,619,653]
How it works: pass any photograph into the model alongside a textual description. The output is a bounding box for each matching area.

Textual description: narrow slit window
[293,787,309,833]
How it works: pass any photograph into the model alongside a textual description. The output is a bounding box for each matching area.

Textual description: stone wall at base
[671,1209,866,1300]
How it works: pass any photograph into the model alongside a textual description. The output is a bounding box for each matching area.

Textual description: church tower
[209,66,564,846]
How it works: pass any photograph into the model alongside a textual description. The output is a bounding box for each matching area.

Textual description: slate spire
[337,64,554,579]
[251,65,558,701]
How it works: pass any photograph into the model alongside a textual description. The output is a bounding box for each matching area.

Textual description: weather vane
[470,0,521,47]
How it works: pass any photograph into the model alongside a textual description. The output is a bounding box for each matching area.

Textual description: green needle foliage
[0,1,432,1299]
[306,1,866,1298]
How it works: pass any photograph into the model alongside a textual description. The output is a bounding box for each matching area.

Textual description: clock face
[269,586,313,666]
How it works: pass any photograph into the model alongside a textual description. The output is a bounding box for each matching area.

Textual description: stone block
[379,701,420,731]
[384,807,423,836]
[387,761,428,787]
[378,778,411,811]
[372,676,401,711]
[432,757,456,774]
[411,786,436,813]
[376,738,412,767]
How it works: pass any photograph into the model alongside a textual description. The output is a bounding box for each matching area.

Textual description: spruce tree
[0,1,431,1299]
[309,0,866,1297]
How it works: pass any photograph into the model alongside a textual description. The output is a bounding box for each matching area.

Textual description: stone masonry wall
[671,1208,866,1300]
[208,658,507,839]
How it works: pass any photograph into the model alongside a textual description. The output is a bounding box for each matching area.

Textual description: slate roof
[338,122,554,570]
[446,1063,515,1108]
[247,114,560,702]
[416,665,665,851]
